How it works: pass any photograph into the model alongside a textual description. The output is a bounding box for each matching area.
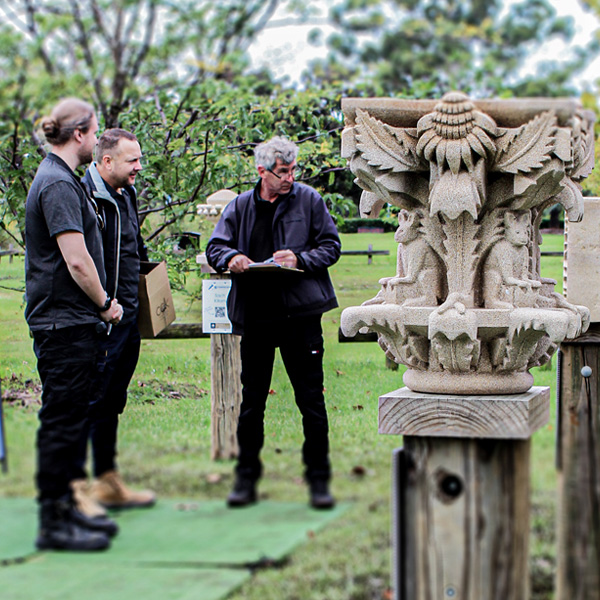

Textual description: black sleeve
[41,181,86,238]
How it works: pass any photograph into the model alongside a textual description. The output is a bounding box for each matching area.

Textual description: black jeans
[76,319,141,477]
[236,315,331,483]
[33,325,99,501]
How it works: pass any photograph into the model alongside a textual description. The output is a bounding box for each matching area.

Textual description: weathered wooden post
[383,388,548,599]
[198,253,242,460]
[209,323,241,460]
[340,94,594,598]
[556,198,600,599]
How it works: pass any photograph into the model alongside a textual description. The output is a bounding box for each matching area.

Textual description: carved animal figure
[483,211,541,309]
[379,209,442,307]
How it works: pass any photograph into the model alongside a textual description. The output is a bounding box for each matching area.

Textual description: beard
[77,145,94,166]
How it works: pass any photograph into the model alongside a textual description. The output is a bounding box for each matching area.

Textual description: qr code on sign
[215,307,226,318]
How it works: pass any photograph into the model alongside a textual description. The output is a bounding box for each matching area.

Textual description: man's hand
[228,253,253,273]
[100,299,123,324]
[273,249,297,269]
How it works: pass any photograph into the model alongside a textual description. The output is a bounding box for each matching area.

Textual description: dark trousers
[76,319,141,477]
[33,325,98,501]
[236,315,331,483]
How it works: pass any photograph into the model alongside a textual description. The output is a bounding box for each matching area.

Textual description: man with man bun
[70,129,155,518]
[25,98,123,550]
[206,136,341,509]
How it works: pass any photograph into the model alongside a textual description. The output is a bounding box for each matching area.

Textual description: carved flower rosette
[340,92,594,394]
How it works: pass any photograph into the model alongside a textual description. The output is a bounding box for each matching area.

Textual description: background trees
[0,0,598,254]
[304,0,597,97]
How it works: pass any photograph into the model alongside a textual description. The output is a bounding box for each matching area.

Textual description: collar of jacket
[253,178,295,204]
[87,162,122,299]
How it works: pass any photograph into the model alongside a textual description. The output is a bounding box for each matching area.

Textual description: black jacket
[206,181,341,333]
[82,163,148,321]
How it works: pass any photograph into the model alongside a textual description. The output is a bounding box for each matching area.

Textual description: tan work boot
[90,470,156,509]
[71,479,108,518]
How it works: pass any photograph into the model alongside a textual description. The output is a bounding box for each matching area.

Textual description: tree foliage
[305,0,598,97]
[0,0,597,255]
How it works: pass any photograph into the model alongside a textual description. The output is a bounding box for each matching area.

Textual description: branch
[188,127,211,205]
[23,0,55,74]
[154,93,168,127]
[146,214,181,242]
[122,2,141,49]
[0,222,25,249]
[139,198,193,217]
[218,1,277,58]
[90,0,110,41]
[68,0,107,117]
[130,2,156,79]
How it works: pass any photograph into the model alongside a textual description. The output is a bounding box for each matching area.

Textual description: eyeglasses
[267,165,300,180]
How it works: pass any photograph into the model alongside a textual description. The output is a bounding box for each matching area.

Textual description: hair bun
[40,117,60,140]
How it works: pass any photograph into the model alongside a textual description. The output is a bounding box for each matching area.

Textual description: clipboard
[247,262,303,273]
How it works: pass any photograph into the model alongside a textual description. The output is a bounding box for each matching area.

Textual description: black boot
[36,497,111,551]
[309,480,335,509]
[226,477,257,507]
[71,506,119,537]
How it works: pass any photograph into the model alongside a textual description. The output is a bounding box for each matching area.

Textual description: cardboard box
[138,261,176,338]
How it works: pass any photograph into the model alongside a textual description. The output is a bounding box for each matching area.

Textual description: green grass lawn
[0,233,565,599]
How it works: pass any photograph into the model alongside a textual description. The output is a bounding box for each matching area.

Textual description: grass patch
[1,234,565,599]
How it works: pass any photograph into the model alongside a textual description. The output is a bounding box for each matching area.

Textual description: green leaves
[307,0,598,98]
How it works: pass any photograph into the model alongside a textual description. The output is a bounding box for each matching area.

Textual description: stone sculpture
[340,92,594,394]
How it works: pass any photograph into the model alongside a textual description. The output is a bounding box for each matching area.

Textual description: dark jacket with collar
[82,163,148,322]
[206,181,341,333]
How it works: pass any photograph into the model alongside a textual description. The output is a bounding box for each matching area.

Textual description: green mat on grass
[0,498,38,562]
[0,561,248,600]
[0,498,347,600]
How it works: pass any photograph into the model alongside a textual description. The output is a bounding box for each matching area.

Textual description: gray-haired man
[206,137,341,508]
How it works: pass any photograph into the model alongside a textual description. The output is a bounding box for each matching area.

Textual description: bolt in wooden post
[380,386,550,600]
[556,328,600,599]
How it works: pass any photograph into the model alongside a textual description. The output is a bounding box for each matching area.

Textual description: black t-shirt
[24,154,106,330]
[242,191,285,322]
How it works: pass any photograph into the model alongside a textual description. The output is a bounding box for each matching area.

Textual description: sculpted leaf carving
[441,213,478,299]
[494,111,557,174]
[569,109,596,181]
[499,325,547,372]
[431,333,480,373]
[355,109,422,173]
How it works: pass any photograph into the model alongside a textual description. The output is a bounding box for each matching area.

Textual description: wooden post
[197,254,243,460]
[380,386,550,600]
[556,326,600,599]
[210,332,242,460]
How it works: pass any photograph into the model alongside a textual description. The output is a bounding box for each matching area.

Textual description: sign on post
[202,279,232,334]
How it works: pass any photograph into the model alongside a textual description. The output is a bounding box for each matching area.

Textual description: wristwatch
[98,296,112,312]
